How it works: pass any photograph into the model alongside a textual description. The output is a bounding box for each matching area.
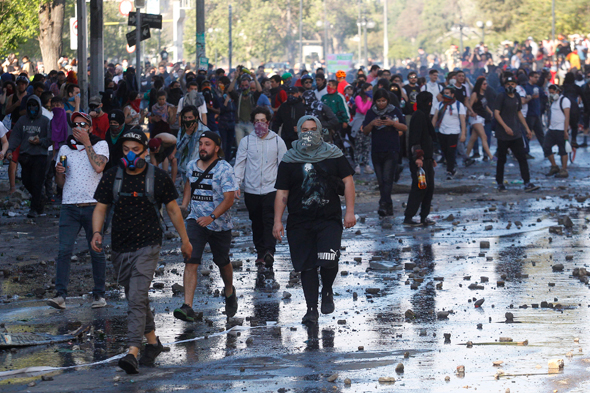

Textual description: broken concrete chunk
[480,241,490,248]
[378,377,396,383]
[548,359,564,369]
[552,264,564,272]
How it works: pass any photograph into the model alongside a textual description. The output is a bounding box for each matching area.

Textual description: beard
[199,150,213,161]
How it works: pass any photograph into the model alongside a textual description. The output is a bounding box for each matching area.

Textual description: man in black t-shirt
[493,76,539,193]
[273,115,356,325]
[403,71,421,118]
[91,130,192,374]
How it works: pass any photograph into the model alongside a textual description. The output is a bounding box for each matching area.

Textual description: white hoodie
[233,130,287,195]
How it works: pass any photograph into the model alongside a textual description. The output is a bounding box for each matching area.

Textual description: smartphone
[380,115,387,120]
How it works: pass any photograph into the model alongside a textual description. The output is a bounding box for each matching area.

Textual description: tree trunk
[38,0,66,72]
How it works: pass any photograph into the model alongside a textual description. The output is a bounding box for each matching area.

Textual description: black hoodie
[8,95,52,156]
[408,92,436,161]
[272,96,306,146]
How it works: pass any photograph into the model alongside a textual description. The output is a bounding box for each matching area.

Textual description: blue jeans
[372,150,398,208]
[55,204,106,298]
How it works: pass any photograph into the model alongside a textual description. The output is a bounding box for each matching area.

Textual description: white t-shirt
[437,101,466,135]
[0,122,8,139]
[549,96,571,131]
[516,85,528,117]
[56,141,110,204]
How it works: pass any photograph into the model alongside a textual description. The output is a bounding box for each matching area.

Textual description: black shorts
[286,219,342,272]
[186,219,232,267]
[543,129,567,157]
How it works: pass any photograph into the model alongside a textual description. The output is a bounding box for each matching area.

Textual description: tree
[38,0,66,71]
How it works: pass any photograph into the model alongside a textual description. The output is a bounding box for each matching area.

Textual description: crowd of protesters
[1,32,589,374]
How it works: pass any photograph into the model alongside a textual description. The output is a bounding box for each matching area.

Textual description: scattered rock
[549,226,563,235]
[171,283,184,294]
[456,365,465,373]
[468,283,484,290]
[358,346,364,351]
[404,309,416,319]
[505,312,514,322]
[395,363,404,373]
[42,375,54,381]
[231,260,243,269]
[282,291,292,299]
[28,382,36,387]
[378,377,396,383]
[327,373,338,382]
[201,268,211,276]
[370,261,395,271]
[548,359,564,370]
[552,264,564,272]
[365,288,380,295]
[437,311,449,319]
[445,376,451,381]
[563,216,574,228]
[337,320,346,325]
[152,282,165,289]
[565,255,574,261]
[474,298,485,308]
[445,214,455,221]
[485,225,493,231]
[344,378,351,385]
[499,337,513,342]
[493,361,503,366]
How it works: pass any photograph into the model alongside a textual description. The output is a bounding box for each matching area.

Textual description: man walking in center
[234,107,287,267]
[174,131,239,322]
[494,76,540,192]
[91,129,192,374]
[47,112,109,310]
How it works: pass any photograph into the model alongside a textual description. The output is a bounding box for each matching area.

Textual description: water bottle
[418,168,427,190]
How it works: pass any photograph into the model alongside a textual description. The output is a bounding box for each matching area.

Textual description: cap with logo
[503,76,516,85]
[120,129,149,148]
[148,137,162,151]
[71,111,92,126]
[109,109,125,125]
[199,130,224,157]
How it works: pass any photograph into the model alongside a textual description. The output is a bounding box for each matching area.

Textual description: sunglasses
[73,122,90,128]
[88,105,99,110]
[304,80,312,84]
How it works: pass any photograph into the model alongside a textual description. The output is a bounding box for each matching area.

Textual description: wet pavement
[3,144,590,392]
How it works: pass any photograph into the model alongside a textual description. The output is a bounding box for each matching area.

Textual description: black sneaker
[403,219,421,227]
[524,183,540,192]
[378,208,387,217]
[497,184,507,192]
[302,308,319,325]
[421,218,436,226]
[471,152,481,158]
[173,303,197,322]
[224,286,238,317]
[118,353,139,374]
[464,158,476,167]
[263,252,274,267]
[321,289,335,314]
[139,336,164,367]
[525,153,535,159]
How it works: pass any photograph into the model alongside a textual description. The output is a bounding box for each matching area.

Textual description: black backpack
[112,164,167,232]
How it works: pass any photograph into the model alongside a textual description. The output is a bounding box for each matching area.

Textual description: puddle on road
[2,196,590,392]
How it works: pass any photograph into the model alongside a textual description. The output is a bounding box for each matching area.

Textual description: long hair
[473,77,486,95]
[373,88,390,104]
[358,83,372,101]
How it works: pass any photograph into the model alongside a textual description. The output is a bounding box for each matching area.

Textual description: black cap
[120,129,148,148]
[504,76,516,85]
[109,109,125,125]
[286,86,298,94]
[199,131,224,157]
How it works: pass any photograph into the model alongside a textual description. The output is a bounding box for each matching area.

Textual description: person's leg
[380,151,396,211]
[371,152,386,209]
[473,123,493,159]
[169,154,178,183]
[244,192,265,259]
[510,138,531,184]
[465,128,479,157]
[446,134,459,173]
[495,139,509,185]
[82,206,106,298]
[53,205,82,299]
[262,192,277,255]
[570,111,580,144]
[209,229,234,298]
[404,160,424,220]
[183,220,207,307]
[438,134,449,167]
[125,245,160,356]
[419,160,435,221]
[19,157,32,198]
[161,157,169,173]
[484,121,493,151]
[300,268,320,309]
[30,155,47,213]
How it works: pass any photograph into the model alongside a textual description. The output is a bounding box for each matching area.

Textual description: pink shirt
[355,95,372,115]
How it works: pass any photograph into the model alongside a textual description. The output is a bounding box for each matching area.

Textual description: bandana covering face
[327,86,337,95]
[254,121,269,138]
[281,115,344,164]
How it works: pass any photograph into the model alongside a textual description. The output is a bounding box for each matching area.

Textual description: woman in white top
[465,77,495,165]
[123,91,142,127]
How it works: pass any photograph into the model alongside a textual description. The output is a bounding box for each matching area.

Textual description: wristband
[93,231,103,237]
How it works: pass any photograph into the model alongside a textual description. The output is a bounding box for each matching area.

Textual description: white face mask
[551,93,560,101]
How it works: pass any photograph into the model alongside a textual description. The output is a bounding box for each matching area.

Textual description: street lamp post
[357,0,362,67]
[476,20,493,43]
[299,0,303,68]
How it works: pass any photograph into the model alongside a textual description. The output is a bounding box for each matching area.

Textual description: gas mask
[505,86,516,95]
[120,150,146,169]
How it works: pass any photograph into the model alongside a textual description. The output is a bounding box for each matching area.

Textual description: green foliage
[0,0,40,58]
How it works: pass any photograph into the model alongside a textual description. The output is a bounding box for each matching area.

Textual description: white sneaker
[354,165,361,175]
[364,165,374,174]
[47,296,66,309]
[91,296,107,308]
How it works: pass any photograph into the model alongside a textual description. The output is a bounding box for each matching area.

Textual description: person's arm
[272,189,289,241]
[181,179,191,210]
[123,106,134,125]
[228,72,239,93]
[432,109,439,127]
[517,111,532,138]
[165,199,193,260]
[254,77,262,93]
[158,133,177,145]
[196,191,234,228]
[563,106,570,139]
[469,92,478,113]
[90,202,109,253]
[0,135,7,160]
[73,128,107,173]
[459,114,467,142]
[233,139,247,195]
[7,123,23,155]
[342,175,356,229]
[5,94,20,114]
[168,105,177,127]
[494,109,512,135]
[363,114,383,135]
